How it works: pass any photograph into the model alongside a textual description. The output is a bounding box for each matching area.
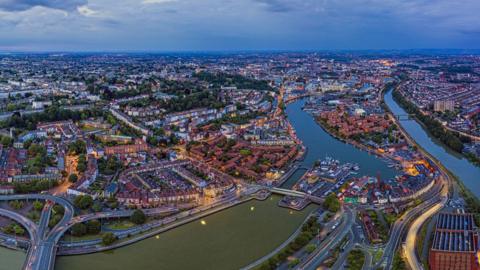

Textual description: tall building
[429,212,480,270]
[434,100,455,112]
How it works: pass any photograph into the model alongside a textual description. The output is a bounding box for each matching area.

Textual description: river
[54,99,398,270]
[281,99,398,188]
[0,247,24,270]
[384,89,480,197]
[3,92,478,270]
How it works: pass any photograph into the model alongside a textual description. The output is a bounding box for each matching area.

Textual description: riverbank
[392,87,480,167]
[60,194,262,255]
[385,88,480,201]
[56,196,316,270]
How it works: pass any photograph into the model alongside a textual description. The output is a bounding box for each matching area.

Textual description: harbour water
[281,99,398,188]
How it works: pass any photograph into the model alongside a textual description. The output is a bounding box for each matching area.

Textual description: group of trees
[73,195,94,210]
[157,90,225,113]
[0,135,13,147]
[346,249,366,270]
[98,156,123,175]
[154,77,203,96]
[68,140,87,155]
[146,134,179,148]
[77,154,88,173]
[323,193,341,213]
[102,232,118,246]
[130,210,146,225]
[0,106,103,131]
[25,143,51,174]
[2,223,25,236]
[14,179,58,193]
[8,200,25,210]
[94,82,152,101]
[70,219,101,237]
[49,204,65,228]
[69,173,78,183]
[193,71,273,91]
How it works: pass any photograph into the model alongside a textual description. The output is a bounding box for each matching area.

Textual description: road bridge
[270,187,307,197]
[270,187,325,204]
[0,194,74,270]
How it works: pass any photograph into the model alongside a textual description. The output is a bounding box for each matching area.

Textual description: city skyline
[0,0,480,51]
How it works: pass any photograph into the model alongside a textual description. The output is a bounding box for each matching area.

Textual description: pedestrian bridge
[395,114,415,120]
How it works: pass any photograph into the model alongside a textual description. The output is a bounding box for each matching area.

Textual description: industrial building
[429,212,480,270]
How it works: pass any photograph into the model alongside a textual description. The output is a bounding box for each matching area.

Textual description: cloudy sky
[0,0,479,51]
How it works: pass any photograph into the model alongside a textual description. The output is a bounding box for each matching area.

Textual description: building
[109,108,150,136]
[105,139,149,156]
[434,100,455,112]
[9,173,61,183]
[0,185,14,195]
[429,212,480,270]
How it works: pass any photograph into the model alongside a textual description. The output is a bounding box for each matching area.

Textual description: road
[0,181,310,268]
[404,183,448,270]
[0,194,75,270]
[297,207,355,270]
[373,87,453,270]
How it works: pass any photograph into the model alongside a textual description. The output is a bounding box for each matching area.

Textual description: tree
[6,103,16,111]
[130,209,146,225]
[70,223,87,237]
[305,244,316,253]
[102,232,117,246]
[9,200,24,210]
[0,136,13,147]
[32,200,44,211]
[323,193,341,213]
[86,220,101,234]
[92,202,103,212]
[73,195,93,210]
[13,224,25,236]
[49,214,62,228]
[69,173,78,183]
[68,140,87,155]
[77,154,87,173]
[53,204,65,216]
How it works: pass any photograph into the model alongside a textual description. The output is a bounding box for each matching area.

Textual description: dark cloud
[0,0,87,12]
[255,0,294,12]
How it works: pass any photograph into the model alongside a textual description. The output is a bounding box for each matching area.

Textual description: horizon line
[1,48,480,55]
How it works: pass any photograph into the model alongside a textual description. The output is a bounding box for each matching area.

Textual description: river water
[0,247,24,270]
[3,93,478,269]
[384,89,480,197]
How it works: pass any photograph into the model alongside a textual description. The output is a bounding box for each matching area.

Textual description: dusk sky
[0,0,479,51]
